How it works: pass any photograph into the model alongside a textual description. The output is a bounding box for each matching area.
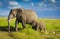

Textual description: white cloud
[8,1,19,6]
[22,0,30,1]
[37,2,59,11]
[44,0,56,3]
[38,2,43,6]
[38,2,47,7]
[31,2,34,6]
[52,1,60,9]
[8,1,21,9]
[50,0,55,3]
[37,0,60,9]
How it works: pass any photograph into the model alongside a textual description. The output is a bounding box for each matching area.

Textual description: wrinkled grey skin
[32,21,46,31]
[8,8,38,32]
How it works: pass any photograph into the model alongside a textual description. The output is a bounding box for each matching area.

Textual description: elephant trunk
[8,15,12,32]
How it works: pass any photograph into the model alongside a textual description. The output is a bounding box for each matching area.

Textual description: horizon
[0,15,60,19]
[0,0,60,19]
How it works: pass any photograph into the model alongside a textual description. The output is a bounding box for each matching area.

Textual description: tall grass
[0,17,60,39]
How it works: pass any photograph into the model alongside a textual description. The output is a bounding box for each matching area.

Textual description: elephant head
[8,8,23,21]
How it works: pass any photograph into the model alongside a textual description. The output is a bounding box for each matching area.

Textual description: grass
[0,17,60,39]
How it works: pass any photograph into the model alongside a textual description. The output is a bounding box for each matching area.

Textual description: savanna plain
[0,17,60,39]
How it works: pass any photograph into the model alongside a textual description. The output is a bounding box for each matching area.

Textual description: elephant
[32,21,46,32]
[8,8,38,32]
[32,21,48,34]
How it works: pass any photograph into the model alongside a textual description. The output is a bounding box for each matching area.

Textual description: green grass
[0,17,60,39]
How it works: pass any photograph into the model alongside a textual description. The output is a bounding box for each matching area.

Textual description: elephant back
[23,9,38,23]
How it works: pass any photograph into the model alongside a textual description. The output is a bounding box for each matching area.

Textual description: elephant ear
[17,8,24,12]
[9,9,12,14]
[8,9,13,17]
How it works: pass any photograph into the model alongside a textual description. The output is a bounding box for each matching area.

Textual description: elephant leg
[36,25,39,31]
[8,20,10,32]
[22,16,26,29]
[39,28,42,31]
[22,21,26,29]
[32,21,36,30]
[32,21,36,26]
[42,26,46,32]
[15,20,19,31]
[22,19,26,29]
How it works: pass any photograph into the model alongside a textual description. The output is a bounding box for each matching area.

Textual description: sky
[0,0,60,19]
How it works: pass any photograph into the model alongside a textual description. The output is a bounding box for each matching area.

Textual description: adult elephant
[8,8,38,32]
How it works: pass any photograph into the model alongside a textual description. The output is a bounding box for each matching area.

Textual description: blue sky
[0,0,60,18]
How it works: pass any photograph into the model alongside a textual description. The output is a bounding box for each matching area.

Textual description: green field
[0,17,60,39]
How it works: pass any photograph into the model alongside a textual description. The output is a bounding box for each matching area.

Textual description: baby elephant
[32,21,48,34]
[32,21,46,32]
